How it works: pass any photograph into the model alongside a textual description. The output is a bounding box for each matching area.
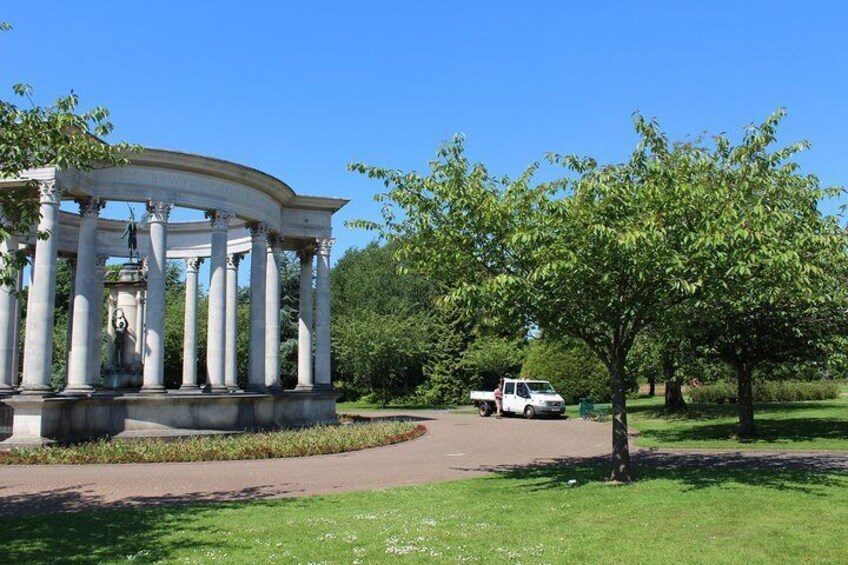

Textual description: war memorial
[0,148,347,446]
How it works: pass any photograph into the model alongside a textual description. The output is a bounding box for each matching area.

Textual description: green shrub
[690,380,840,404]
[521,338,616,404]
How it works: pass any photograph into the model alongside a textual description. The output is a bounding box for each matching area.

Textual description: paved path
[0,411,610,517]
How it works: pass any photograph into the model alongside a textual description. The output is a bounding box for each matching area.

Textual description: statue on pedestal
[121,206,139,263]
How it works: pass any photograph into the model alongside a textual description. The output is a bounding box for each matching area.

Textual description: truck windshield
[525,381,556,393]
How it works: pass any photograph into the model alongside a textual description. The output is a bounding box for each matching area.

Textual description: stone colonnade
[0,182,335,395]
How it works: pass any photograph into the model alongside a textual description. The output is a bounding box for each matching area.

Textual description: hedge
[689,380,841,404]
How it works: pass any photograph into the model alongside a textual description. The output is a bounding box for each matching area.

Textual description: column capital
[316,238,335,257]
[248,221,269,240]
[184,257,204,273]
[37,180,63,204]
[146,201,173,223]
[227,252,244,270]
[267,233,284,251]
[296,248,314,262]
[76,197,105,218]
[206,210,234,232]
[95,254,109,269]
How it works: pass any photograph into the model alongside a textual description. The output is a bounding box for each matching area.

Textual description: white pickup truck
[470,379,566,419]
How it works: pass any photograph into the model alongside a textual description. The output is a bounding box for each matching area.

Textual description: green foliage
[331,241,436,401]
[334,310,432,407]
[332,241,434,319]
[350,110,848,476]
[349,119,716,481]
[689,380,841,404]
[681,109,848,436]
[0,420,423,464]
[521,338,612,404]
[416,304,475,405]
[459,336,524,389]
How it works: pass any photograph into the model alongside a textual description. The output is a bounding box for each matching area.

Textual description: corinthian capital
[146,201,173,223]
[316,238,335,257]
[77,197,105,218]
[185,257,204,273]
[205,210,234,232]
[227,253,244,269]
[38,180,62,204]
[267,232,283,250]
[248,221,268,240]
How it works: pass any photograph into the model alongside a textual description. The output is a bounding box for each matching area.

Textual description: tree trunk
[664,380,686,412]
[736,362,755,438]
[661,354,686,412]
[609,355,632,482]
[647,374,656,397]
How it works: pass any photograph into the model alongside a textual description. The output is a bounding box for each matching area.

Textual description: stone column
[247,222,267,392]
[206,211,232,393]
[134,289,145,360]
[225,252,243,391]
[180,257,202,390]
[10,266,24,388]
[296,249,314,390]
[63,257,76,387]
[88,254,108,386]
[21,180,62,394]
[314,238,334,390]
[140,201,172,394]
[0,232,21,392]
[65,198,104,394]
[264,235,282,391]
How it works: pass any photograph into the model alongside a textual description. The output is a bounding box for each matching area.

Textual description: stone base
[103,371,143,390]
[0,390,338,447]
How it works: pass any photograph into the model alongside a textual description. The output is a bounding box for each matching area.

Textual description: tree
[0,21,133,287]
[331,241,436,399]
[685,110,848,438]
[350,119,706,481]
[333,309,431,407]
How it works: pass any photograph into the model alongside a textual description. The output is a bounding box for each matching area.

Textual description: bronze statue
[113,308,129,368]
[121,205,139,262]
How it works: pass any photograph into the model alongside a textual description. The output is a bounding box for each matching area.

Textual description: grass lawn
[1,460,845,564]
[621,390,848,451]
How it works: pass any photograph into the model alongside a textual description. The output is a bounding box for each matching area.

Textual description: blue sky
[4,1,848,277]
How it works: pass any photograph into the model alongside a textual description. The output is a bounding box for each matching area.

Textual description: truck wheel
[479,402,493,417]
[524,406,536,420]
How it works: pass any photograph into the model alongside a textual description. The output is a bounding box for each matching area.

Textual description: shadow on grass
[473,450,848,496]
[628,399,846,422]
[0,494,314,564]
[639,417,848,445]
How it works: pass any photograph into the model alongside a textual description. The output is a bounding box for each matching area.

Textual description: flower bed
[0,418,425,465]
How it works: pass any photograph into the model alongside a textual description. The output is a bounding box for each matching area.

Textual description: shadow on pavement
[0,483,296,518]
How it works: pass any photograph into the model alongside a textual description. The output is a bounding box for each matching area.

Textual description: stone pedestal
[0,390,338,446]
[104,262,146,389]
